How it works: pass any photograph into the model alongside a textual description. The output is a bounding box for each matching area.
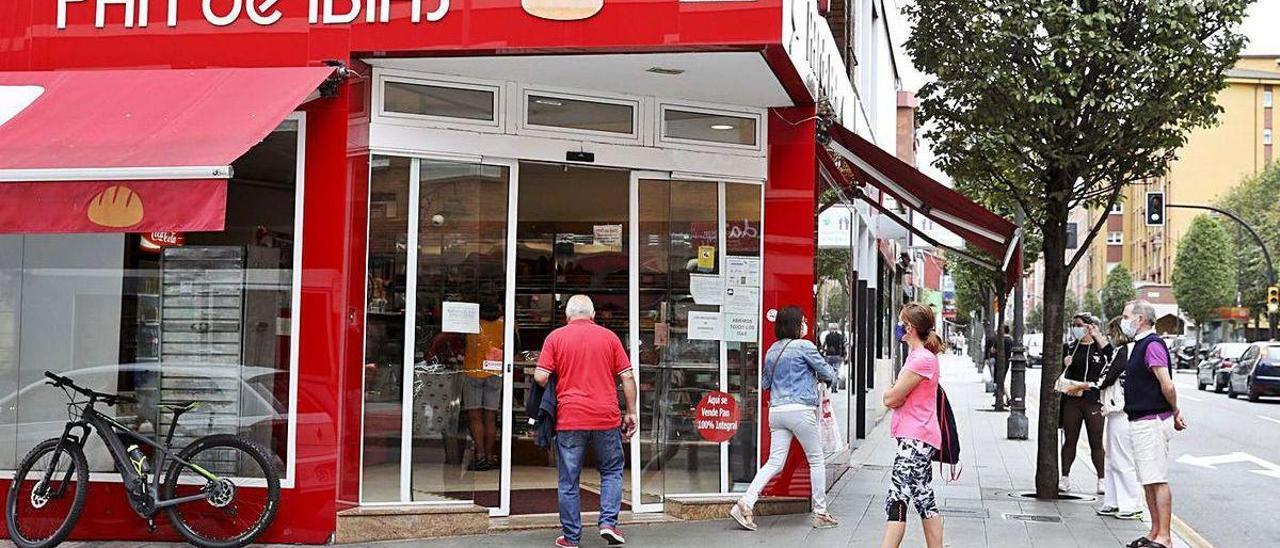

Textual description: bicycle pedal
[146,519,157,533]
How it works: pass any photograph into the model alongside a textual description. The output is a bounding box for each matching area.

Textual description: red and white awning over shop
[818,121,1022,289]
[0,66,334,234]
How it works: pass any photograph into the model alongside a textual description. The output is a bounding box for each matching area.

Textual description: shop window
[661,107,759,147]
[382,79,497,122]
[0,118,304,479]
[525,93,635,135]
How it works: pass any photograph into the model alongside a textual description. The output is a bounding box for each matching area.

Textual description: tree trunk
[1036,198,1070,499]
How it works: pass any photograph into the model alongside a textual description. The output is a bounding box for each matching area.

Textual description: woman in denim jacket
[731,305,839,531]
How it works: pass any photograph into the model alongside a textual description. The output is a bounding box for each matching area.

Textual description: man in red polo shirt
[534,295,637,547]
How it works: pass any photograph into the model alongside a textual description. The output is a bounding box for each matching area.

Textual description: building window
[661,107,760,147]
[1265,128,1273,146]
[0,117,305,480]
[1265,89,1274,108]
[382,79,498,123]
[525,93,636,135]
[1110,201,1123,214]
[1107,231,1123,245]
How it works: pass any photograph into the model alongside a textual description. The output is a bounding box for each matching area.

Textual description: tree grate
[1002,513,1062,523]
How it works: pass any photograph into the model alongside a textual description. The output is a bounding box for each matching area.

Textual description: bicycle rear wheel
[162,434,280,548]
[5,438,89,548]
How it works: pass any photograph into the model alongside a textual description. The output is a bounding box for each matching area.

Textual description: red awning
[0,66,334,233]
[819,122,1022,289]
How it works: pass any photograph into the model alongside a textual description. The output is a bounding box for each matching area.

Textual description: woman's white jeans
[1103,413,1143,512]
[740,408,828,513]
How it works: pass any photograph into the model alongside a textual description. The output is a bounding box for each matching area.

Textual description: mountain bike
[4,371,280,548]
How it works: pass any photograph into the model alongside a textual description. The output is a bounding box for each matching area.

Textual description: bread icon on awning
[87,185,144,228]
[522,0,604,21]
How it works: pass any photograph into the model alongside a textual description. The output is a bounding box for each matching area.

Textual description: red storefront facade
[1,0,1015,543]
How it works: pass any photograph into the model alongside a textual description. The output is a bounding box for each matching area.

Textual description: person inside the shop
[730,305,840,532]
[463,300,505,471]
[880,302,945,548]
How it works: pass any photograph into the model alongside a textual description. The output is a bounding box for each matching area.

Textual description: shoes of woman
[729,501,757,531]
[812,512,839,529]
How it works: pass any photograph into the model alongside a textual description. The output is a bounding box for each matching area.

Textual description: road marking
[1177,451,1280,479]
[1260,416,1280,426]
[1182,394,1203,402]
[1172,513,1215,548]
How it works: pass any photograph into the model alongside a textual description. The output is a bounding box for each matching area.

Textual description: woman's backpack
[933,385,962,479]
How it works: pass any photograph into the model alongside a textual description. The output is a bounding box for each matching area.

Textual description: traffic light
[1269,286,1279,313]
[1145,192,1165,226]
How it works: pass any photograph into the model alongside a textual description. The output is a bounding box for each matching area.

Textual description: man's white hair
[565,294,595,320]
[1127,299,1157,328]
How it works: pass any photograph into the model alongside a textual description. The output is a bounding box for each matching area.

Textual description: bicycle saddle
[158,401,202,415]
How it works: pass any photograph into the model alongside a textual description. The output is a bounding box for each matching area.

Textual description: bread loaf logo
[522,0,603,21]
[87,185,145,228]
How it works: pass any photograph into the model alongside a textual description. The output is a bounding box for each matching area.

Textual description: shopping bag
[817,384,846,456]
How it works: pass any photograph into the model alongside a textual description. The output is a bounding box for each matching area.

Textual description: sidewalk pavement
[22,355,1188,548]
[334,355,1180,547]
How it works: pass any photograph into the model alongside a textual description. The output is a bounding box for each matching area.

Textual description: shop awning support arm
[849,186,1000,272]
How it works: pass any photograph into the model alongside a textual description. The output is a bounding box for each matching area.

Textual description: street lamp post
[1008,205,1029,440]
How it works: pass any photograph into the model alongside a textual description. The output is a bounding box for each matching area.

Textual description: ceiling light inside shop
[710,124,735,130]
[533,98,564,106]
[646,67,685,75]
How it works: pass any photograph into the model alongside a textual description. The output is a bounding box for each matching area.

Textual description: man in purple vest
[1120,300,1187,548]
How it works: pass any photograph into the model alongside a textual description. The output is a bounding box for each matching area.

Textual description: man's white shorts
[1130,416,1172,485]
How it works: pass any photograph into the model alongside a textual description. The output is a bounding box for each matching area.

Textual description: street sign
[1145,192,1165,226]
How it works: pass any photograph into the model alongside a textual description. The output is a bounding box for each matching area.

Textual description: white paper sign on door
[724,312,759,342]
[441,301,480,334]
[687,311,723,340]
[724,286,760,314]
[726,256,760,288]
[689,274,724,305]
[593,224,623,247]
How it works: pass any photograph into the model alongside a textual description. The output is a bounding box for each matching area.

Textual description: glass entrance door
[508,162,632,515]
[361,156,516,515]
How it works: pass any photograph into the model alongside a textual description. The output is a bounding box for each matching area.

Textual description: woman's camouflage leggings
[886,437,939,521]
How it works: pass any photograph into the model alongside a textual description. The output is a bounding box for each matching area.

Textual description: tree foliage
[904,0,1250,499]
[1101,265,1137,321]
[1082,290,1103,319]
[1026,302,1044,333]
[1173,215,1237,329]
[1216,163,1280,318]
[949,250,1002,320]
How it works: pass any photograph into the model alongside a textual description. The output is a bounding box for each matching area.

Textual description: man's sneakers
[554,536,577,548]
[599,526,626,545]
[1095,506,1119,516]
[1114,510,1144,521]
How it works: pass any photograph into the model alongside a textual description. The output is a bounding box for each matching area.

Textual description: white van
[1023,333,1044,367]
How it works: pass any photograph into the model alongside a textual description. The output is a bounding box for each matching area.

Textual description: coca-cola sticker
[693,391,740,443]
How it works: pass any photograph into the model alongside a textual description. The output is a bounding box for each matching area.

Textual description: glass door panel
[725,183,762,490]
[410,160,511,506]
[510,162,631,514]
[361,156,413,503]
[636,179,722,503]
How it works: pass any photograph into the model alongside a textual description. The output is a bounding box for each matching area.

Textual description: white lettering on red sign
[56,0,450,29]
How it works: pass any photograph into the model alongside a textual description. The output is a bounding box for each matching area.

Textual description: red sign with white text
[0,180,227,234]
[694,390,740,443]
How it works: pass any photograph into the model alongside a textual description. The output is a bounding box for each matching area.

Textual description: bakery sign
[54,0,622,29]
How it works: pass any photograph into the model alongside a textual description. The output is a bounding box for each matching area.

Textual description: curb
[1172,514,1213,548]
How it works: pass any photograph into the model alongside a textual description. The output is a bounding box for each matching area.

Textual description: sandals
[1127,538,1169,548]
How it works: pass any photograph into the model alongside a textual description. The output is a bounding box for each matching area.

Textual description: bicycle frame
[42,396,224,517]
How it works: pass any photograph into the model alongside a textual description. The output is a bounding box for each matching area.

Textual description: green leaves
[1101,265,1136,321]
[1173,215,1237,325]
[1215,163,1280,318]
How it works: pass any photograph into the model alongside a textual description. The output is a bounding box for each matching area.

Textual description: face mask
[1070,326,1085,340]
[894,323,907,342]
[1120,318,1138,338]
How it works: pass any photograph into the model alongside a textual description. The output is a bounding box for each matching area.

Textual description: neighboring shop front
[0,0,1016,543]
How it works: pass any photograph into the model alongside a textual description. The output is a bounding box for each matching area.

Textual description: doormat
[440,489,632,515]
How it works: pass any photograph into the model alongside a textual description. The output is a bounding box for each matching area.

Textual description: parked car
[1197,342,1251,393]
[1227,342,1280,402]
[1023,333,1043,368]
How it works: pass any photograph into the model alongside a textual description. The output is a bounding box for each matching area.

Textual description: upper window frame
[516,85,643,144]
[1107,231,1123,245]
[374,71,504,133]
[656,102,764,153]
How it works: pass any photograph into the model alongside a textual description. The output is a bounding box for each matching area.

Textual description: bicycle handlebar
[44,370,137,406]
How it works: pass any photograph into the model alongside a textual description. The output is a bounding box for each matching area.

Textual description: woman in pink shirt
[880,303,944,548]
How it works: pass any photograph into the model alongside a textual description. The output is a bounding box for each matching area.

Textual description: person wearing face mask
[731,306,840,531]
[1057,313,1109,494]
[880,303,946,548]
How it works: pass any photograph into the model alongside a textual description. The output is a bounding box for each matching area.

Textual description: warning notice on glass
[693,391,740,443]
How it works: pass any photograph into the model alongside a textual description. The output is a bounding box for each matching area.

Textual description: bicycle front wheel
[4,438,89,548]
[162,434,280,548]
